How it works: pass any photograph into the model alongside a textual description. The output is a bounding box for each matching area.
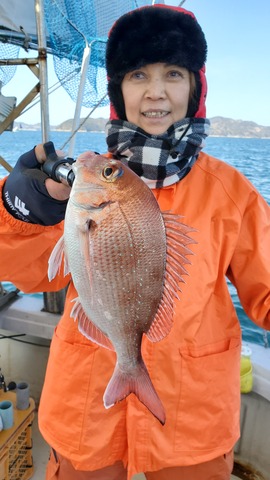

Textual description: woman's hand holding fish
[2,144,70,226]
[35,144,71,202]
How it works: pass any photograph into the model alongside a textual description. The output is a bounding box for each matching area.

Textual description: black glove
[2,148,68,226]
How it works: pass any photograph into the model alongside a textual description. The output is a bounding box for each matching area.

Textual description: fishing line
[59,92,108,151]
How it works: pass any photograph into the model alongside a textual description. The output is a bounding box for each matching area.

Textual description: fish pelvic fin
[71,298,114,351]
[103,360,166,425]
[48,235,69,281]
[147,213,197,343]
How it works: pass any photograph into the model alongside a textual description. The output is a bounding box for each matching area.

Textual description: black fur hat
[106,5,207,120]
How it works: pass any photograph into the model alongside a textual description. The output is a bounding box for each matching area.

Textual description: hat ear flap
[195,67,207,118]
[108,81,127,120]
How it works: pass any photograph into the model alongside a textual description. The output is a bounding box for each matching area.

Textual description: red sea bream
[48,152,195,425]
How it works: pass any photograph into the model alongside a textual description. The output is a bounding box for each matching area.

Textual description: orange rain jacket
[0,150,270,478]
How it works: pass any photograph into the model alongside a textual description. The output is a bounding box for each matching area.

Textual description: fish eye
[104,167,113,177]
[101,163,123,181]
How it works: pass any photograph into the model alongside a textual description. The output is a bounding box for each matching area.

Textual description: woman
[1,5,270,480]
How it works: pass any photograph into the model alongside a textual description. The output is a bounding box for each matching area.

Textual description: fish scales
[86,197,166,334]
[48,152,195,425]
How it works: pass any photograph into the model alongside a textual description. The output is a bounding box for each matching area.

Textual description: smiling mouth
[142,111,169,118]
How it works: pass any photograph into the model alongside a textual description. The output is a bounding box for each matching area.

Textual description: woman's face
[121,63,191,135]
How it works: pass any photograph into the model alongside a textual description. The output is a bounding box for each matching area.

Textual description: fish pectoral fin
[103,360,166,425]
[48,235,69,281]
[71,298,114,351]
[147,212,196,343]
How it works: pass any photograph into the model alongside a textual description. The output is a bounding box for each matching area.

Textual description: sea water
[0,130,270,347]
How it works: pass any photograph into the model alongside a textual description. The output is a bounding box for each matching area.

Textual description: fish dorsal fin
[48,235,70,281]
[71,298,115,351]
[146,212,196,343]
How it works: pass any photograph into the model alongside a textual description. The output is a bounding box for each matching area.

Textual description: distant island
[209,117,270,138]
[14,116,270,138]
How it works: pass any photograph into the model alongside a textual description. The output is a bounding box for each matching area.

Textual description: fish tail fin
[103,360,166,425]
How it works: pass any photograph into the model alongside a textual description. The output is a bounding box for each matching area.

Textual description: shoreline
[7,129,270,139]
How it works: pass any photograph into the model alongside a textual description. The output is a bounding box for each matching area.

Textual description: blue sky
[2,0,270,126]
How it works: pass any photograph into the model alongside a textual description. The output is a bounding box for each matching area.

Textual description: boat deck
[31,416,50,479]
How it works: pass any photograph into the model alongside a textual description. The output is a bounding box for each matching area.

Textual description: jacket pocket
[174,337,241,452]
[39,326,98,449]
